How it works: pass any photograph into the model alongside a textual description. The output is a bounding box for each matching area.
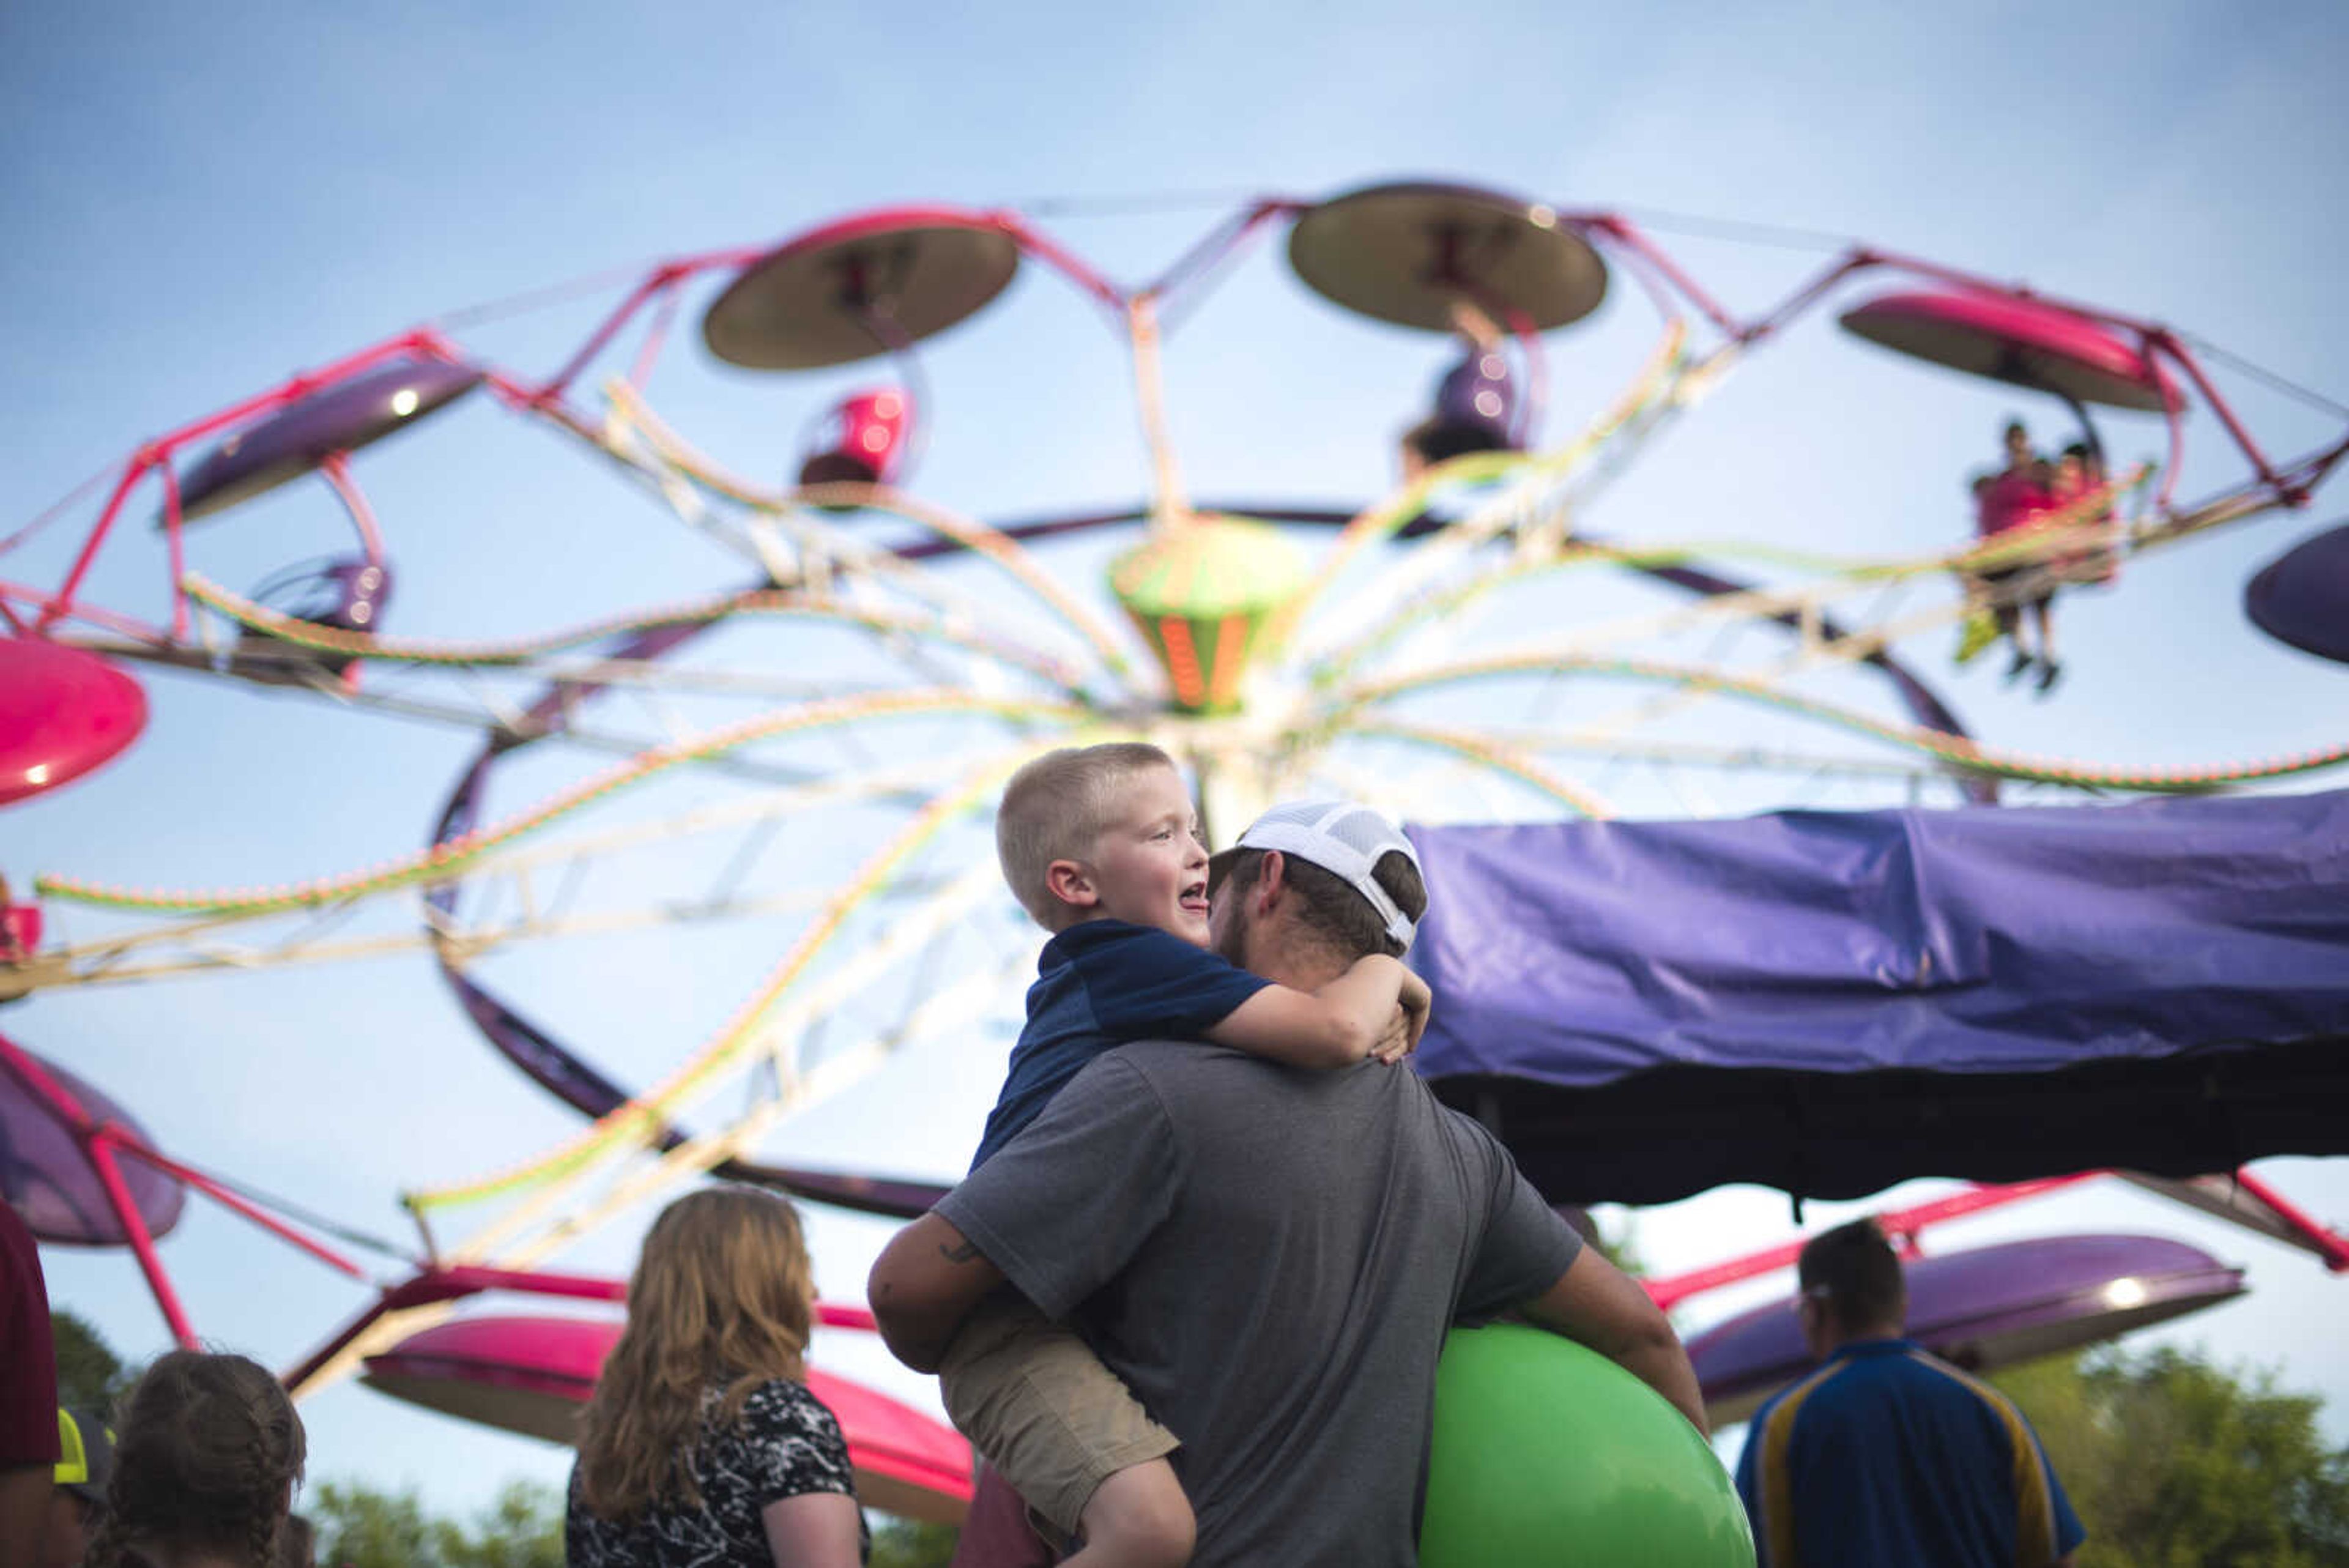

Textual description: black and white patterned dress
[565,1379,868,1566]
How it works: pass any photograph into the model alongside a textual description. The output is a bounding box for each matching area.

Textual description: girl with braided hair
[568,1185,865,1567]
[81,1350,305,1568]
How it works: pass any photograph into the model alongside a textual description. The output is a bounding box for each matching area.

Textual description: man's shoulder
[1082,1044,1468,1142]
[1100,1033,1250,1060]
[1095,1036,1402,1080]
[1847,1342,1995,1401]
[1751,1352,1872,1439]
[1778,1343,2016,1433]
[1081,1036,1258,1088]
[1747,1377,1804,1435]
[1876,1344,2039,1430]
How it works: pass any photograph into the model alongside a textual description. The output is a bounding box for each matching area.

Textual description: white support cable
[1459,729,1958,783]
[31,879,979,992]
[1298,333,1699,664]
[590,380,1129,682]
[24,747,1011,994]
[443,855,1009,1269]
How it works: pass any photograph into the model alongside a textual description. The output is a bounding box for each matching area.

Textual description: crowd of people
[2,739,2085,1568]
[5,1199,311,1568]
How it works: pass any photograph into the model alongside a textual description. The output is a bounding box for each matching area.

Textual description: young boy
[943,742,1431,1566]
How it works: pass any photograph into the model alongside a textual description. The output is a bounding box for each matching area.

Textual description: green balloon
[1421,1323,1754,1567]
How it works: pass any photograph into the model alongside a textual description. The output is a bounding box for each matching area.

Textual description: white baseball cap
[1207,800,1422,951]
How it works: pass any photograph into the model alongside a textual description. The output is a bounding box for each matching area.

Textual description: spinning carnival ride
[4,182,2348,1521]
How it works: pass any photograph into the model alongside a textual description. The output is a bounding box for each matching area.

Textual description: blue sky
[6,0,2348,1523]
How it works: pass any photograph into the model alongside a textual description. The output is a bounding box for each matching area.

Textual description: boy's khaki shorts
[938,1291,1179,1537]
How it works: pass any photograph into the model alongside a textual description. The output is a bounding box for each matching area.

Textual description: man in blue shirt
[1736,1219,2084,1568]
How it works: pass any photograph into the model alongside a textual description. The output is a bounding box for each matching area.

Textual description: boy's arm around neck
[1203,953,1428,1068]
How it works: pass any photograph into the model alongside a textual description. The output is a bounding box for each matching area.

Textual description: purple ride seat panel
[0,1047,185,1245]
[1407,789,2349,1087]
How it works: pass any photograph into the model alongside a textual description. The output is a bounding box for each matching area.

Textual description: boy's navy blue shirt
[1735,1337,2085,1568]
[970,918,1271,1171]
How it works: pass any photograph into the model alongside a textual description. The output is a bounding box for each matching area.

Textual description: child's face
[1080,765,1212,946]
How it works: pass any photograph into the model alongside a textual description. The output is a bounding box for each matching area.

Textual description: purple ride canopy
[1406,789,2349,1206]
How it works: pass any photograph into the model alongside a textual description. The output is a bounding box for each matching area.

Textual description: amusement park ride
[4,179,2347,1523]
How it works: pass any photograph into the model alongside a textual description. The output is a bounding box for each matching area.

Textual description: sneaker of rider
[2035,659,2064,696]
[2004,650,2035,685]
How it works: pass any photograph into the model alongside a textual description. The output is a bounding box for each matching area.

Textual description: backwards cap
[56,1405,117,1503]
[1209,800,1421,951]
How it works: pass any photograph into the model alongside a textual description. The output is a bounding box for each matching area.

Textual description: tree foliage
[309,1479,563,1568]
[308,1481,960,1568]
[870,1515,960,1567]
[1993,1344,2349,1568]
[1557,1205,1644,1277]
[51,1308,138,1410]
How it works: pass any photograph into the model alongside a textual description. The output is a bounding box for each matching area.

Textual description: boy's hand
[1371,968,1433,1063]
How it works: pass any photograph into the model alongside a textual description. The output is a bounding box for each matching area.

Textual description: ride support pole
[2148,330,2289,497]
[2230,1169,2349,1272]
[1127,295,1191,529]
[39,456,150,634]
[1588,215,1745,341]
[159,459,188,641]
[108,1139,371,1282]
[86,1132,199,1348]
[1642,1173,2100,1312]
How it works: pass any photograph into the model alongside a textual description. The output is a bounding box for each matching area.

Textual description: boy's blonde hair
[997,742,1180,927]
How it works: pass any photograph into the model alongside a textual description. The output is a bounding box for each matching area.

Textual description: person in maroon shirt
[2,1199,61,1568]
[1965,421,2065,694]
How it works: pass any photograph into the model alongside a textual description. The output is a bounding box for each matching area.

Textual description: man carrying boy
[870,781,1704,1567]
[906,745,1434,1566]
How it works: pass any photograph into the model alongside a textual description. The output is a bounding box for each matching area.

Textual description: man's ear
[1044,857,1097,912]
[1797,1292,1836,1351]
[1252,849,1288,916]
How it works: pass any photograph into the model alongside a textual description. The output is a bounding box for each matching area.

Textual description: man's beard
[1211,901,1250,967]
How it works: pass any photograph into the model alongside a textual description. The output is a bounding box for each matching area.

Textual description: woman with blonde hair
[567,1184,866,1567]
[81,1350,306,1568]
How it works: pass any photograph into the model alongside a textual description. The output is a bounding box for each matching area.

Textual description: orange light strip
[1157,616,1206,708]
[1207,613,1249,708]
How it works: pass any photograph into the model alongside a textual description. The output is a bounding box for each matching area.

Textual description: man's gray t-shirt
[935,1041,1581,1567]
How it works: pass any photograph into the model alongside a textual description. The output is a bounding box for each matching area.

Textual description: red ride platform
[0,639,147,806]
[1840,288,2184,412]
[363,1313,973,1524]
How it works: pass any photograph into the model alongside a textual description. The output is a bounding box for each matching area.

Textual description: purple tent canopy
[1409,790,2349,1205]
[1687,1233,2244,1425]
[0,1047,184,1246]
